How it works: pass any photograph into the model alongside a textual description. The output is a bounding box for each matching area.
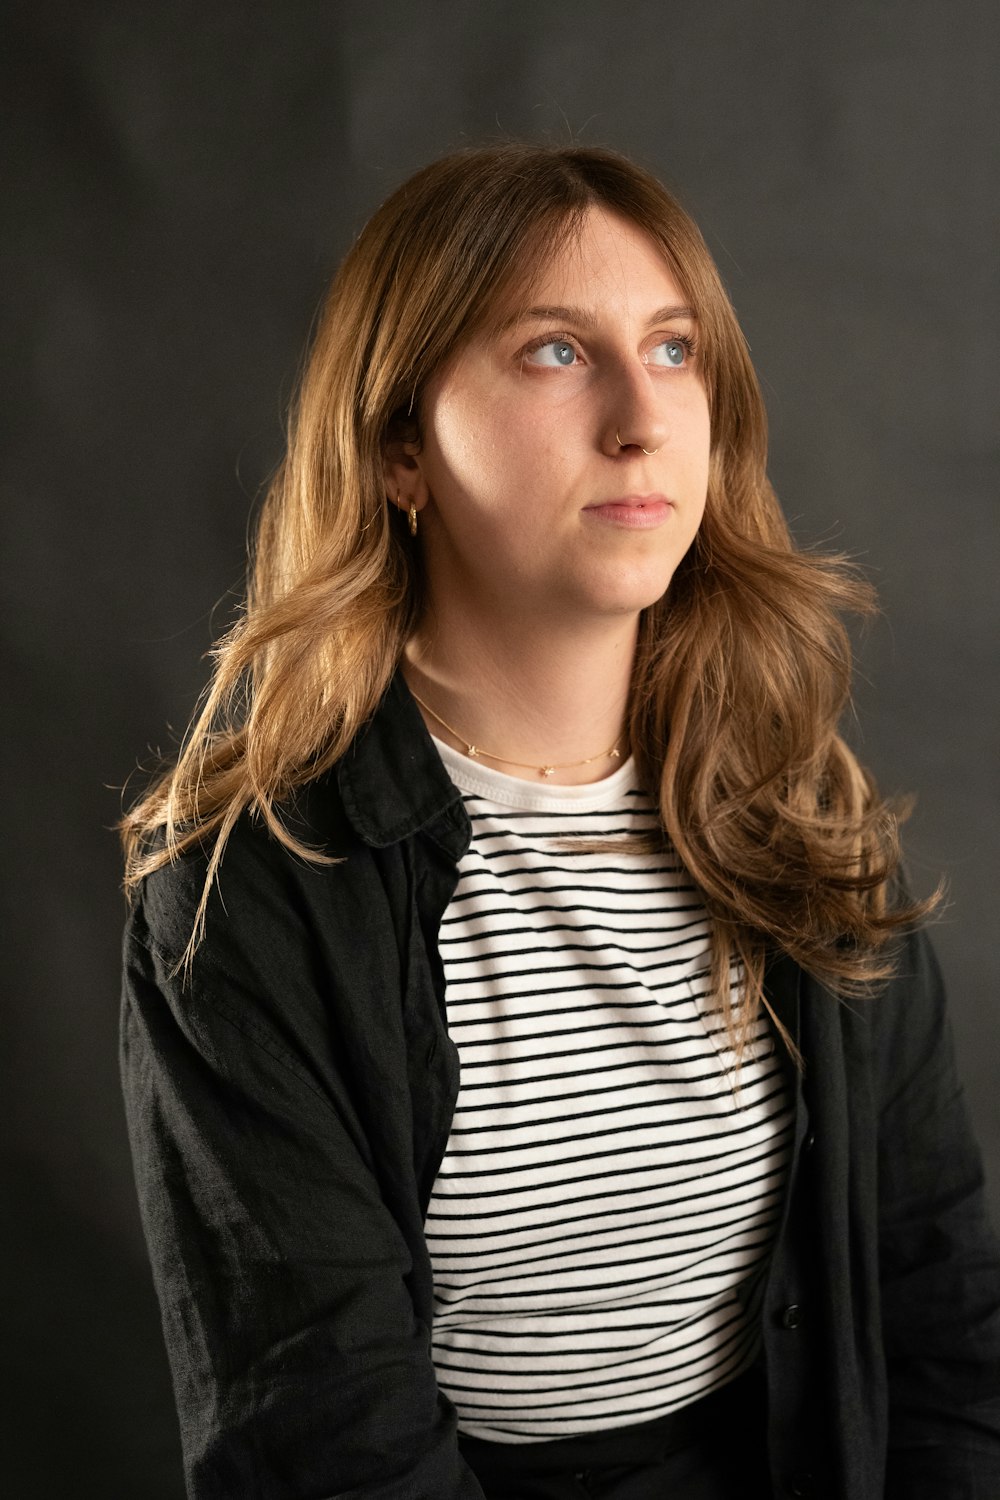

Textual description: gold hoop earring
[393,493,419,537]
[616,429,659,456]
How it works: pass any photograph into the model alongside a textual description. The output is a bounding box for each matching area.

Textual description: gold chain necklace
[409,688,622,779]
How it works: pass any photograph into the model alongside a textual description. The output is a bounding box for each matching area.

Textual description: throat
[402,618,636,787]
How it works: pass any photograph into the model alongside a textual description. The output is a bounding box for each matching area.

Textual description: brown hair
[122,142,932,1051]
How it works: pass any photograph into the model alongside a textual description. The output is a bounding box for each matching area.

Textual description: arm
[121,855,484,1500]
[876,924,1000,1498]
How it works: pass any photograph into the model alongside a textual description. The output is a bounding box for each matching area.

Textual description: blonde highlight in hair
[122,142,933,1037]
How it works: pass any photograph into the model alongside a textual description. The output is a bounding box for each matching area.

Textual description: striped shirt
[426,740,793,1442]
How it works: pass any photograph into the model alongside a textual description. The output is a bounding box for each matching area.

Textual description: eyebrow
[498,302,698,333]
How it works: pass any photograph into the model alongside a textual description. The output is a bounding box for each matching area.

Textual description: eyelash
[521,331,699,365]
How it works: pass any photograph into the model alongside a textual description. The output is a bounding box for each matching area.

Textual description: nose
[615,427,660,456]
[601,364,668,458]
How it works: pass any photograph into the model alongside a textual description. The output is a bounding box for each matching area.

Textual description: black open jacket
[121,672,1000,1499]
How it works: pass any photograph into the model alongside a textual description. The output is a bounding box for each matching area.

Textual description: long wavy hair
[122,142,932,1051]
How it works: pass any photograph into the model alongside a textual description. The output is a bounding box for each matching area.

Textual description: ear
[382,434,430,518]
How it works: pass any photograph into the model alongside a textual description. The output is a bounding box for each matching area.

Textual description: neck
[403,607,638,786]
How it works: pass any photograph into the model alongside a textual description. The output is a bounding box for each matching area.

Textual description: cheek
[425,429,510,516]
[419,419,473,511]
[424,391,541,515]
[685,400,712,483]
[689,387,712,443]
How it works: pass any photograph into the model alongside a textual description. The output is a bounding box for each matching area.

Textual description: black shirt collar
[336,669,470,857]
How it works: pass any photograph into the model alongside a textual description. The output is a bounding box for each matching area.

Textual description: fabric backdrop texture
[2,2,998,1495]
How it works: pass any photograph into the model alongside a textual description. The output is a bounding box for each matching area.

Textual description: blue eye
[529,340,577,366]
[649,338,689,367]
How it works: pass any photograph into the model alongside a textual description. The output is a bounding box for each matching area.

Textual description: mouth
[582,494,675,529]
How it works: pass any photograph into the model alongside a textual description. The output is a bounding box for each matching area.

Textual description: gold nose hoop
[616,429,660,456]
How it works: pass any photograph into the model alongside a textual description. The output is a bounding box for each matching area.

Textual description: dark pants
[457,1367,773,1500]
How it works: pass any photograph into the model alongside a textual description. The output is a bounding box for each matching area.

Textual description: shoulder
[120,762,416,1100]
[868,921,952,1096]
[799,920,955,1119]
[126,766,369,975]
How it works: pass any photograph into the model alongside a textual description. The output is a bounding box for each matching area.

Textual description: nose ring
[616,429,659,456]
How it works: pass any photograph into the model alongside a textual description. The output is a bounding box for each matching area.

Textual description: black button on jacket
[120,673,1000,1498]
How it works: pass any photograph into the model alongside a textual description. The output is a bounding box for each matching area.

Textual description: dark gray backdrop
[3,3,997,1495]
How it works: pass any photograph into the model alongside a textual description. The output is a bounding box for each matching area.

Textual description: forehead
[486,205,691,332]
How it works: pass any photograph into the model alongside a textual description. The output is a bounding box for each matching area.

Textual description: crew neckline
[432,735,641,812]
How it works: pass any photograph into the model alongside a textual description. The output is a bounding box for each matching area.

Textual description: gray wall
[3,3,997,1493]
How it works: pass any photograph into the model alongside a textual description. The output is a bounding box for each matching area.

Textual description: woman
[120,145,1000,1499]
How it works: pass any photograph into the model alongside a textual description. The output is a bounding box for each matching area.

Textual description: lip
[582,494,675,529]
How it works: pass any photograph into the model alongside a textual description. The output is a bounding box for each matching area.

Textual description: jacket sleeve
[875,923,1000,1498]
[120,849,485,1500]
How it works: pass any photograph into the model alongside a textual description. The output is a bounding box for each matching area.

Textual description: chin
[581,567,680,617]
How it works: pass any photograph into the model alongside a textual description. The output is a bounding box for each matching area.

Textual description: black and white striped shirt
[426,741,793,1442]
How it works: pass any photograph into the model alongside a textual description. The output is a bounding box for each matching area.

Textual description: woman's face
[394,206,712,632]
